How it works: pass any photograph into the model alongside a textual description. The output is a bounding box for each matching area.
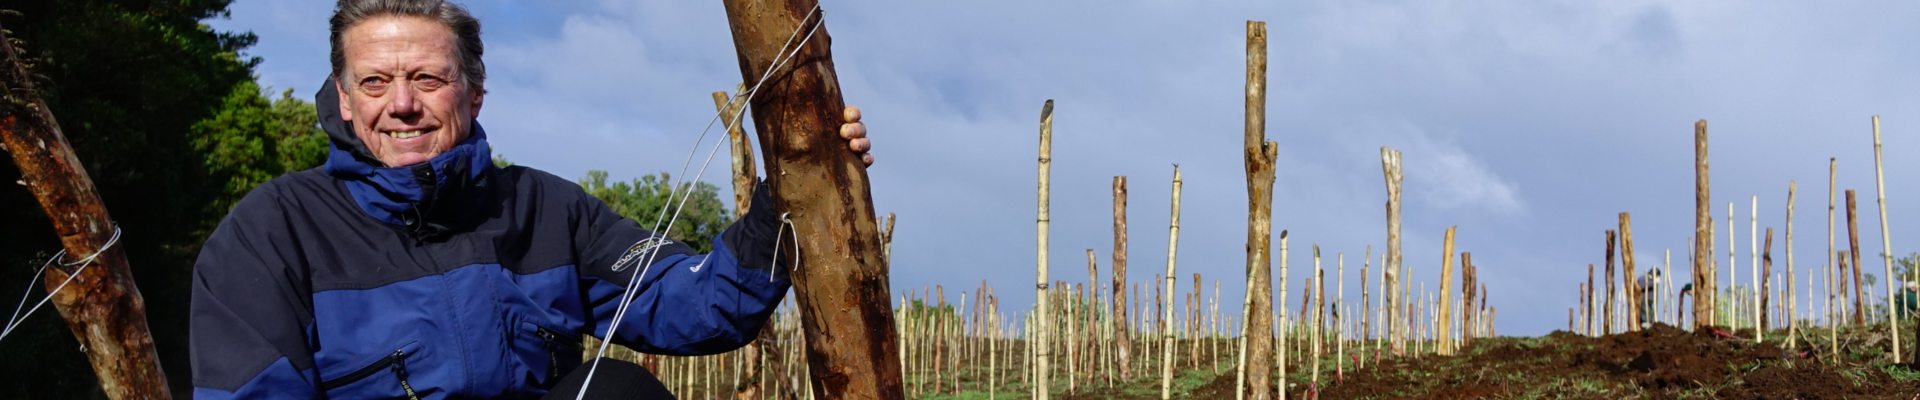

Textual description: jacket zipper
[534,327,564,381]
[391,353,420,400]
[318,349,419,400]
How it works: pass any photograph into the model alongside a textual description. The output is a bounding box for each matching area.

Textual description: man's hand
[840,106,873,166]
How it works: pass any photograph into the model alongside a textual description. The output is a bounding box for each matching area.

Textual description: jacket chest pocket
[320,341,425,399]
[515,320,582,387]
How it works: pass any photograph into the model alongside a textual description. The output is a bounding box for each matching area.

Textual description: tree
[0,0,256,396]
[576,170,733,253]
[191,81,328,217]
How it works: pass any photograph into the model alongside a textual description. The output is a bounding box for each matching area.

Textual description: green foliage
[577,170,732,253]
[192,82,328,215]
[0,0,257,396]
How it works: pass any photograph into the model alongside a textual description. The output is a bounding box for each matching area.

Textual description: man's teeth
[388,130,424,139]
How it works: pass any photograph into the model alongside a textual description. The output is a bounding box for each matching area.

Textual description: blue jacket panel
[188,81,789,398]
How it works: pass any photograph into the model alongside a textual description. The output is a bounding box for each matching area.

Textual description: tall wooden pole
[1751,197,1760,341]
[1729,202,1738,329]
[720,3,906,397]
[1438,228,1457,353]
[1621,213,1638,331]
[1381,147,1404,352]
[1786,181,1797,343]
[1847,190,1865,326]
[1240,20,1279,400]
[1871,116,1900,362]
[1605,230,1617,335]
[1761,228,1774,339]
[1693,120,1713,330]
[1829,158,1839,358]
[1031,99,1057,399]
[1112,176,1132,380]
[1277,231,1290,400]
[0,22,170,399]
[1587,264,1595,335]
[1361,246,1371,367]
[1160,165,1183,400]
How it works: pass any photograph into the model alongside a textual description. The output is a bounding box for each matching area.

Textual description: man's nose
[388,84,421,116]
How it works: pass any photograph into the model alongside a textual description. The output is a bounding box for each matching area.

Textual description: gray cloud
[216,0,1920,336]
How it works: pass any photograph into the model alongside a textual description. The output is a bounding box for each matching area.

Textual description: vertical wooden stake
[1871,116,1901,363]
[1587,264,1596,335]
[1751,197,1760,341]
[1848,190,1865,326]
[1829,158,1839,360]
[1033,99,1055,399]
[720,2,904,397]
[1438,228,1457,352]
[1762,228,1774,339]
[1693,120,1714,330]
[1239,19,1280,400]
[1729,201,1739,330]
[1361,246,1371,368]
[1161,165,1183,400]
[1381,147,1405,352]
[1113,176,1132,381]
[1605,230,1617,335]
[1621,213,1638,331]
[1278,231,1290,400]
[1786,181,1797,343]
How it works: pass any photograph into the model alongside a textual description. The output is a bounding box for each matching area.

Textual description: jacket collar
[315,78,495,238]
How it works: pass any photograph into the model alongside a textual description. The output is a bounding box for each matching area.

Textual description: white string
[767,212,801,283]
[577,4,824,396]
[0,226,122,342]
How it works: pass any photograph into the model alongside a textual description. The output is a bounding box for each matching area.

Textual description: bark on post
[1277,231,1291,400]
[1033,99,1055,399]
[1380,147,1404,352]
[1751,197,1760,341]
[1437,228,1457,353]
[1605,230,1617,335]
[1621,213,1638,331]
[1828,158,1838,352]
[719,3,903,396]
[1871,116,1900,363]
[714,87,781,400]
[1847,190,1865,326]
[1761,228,1773,337]
[1786,181,1797,343]
[1587,264,1595,335]
[1693,120,1713,330]
[1160,165,1183,400]
[0,22,170,399]
[1361,246,1371,367]
[1112,176,1132,380]
[1240,20,1279,400]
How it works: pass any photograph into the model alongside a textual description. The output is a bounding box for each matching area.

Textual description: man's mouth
[386,130,427,139]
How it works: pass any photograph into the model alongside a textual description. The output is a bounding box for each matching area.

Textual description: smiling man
[188,0,871,398]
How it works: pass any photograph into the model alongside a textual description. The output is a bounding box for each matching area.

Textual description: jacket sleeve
[190,189,323,398]
[574,181,790,356]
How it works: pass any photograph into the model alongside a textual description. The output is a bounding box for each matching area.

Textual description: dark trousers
[544,357,676,400]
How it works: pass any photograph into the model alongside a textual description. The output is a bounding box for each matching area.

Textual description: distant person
[187,0,875,398]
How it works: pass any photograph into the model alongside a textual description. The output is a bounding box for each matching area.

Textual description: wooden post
[1621,213,1638,331]
[0,22,170,399]
[1337,253,1346,380]
[1361,246,1371,368]
[1871,116,1900,363]
[1829,158,1839,360]
[1160,165,1183,400]
[720,3,905,397]
[1312,249,1324,388]
[1381,147,1404,352]
[1587,264,1595,335]
[1761,228,1774,339]
[1032,99,1056,399]
[1847,190,1865,326]
[1438,228,1457,353]
[1240,20,1280,400]
[1278,231,1290,400]
[1112,176,1132,381]
[1786,181,1797,343]
[1461,254,1475,346]
[1729,202,1738,330]
[1604,230,1617,335]
[1751,197,1760,341]
[1693,120,1714,330]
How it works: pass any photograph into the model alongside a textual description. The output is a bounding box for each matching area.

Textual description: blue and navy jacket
[188,82,790,398]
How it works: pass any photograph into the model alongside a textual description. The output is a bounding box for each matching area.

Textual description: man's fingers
[840,122,866,139]
[849,137,871,153]
[861,152,875,166]
[842,106,862,123]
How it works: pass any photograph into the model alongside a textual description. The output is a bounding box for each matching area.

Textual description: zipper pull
[389,351,420,400]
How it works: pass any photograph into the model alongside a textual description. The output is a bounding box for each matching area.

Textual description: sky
[209,0,1920,337]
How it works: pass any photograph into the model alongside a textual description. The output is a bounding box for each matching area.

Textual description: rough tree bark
[0,22,170,399]
[719,2,903,397]
[1112,176,1132,381]
[1693,120,1713,330]
[1605,230,1617,335]
[1380,147,1404,351]
[1621,213,1637,332]
[1240,20,1280,400]
[1847,190,1865,326]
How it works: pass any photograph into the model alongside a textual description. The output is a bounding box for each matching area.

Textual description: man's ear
[469,85,485,118]
[335,78,354,121]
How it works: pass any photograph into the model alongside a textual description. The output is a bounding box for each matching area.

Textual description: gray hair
[329,0,485,91]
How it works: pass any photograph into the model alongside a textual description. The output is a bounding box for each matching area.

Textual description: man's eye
[415,76,447,91]
[359,77,390,92]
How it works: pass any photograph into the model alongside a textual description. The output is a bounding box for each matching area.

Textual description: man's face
[336,15,483,167]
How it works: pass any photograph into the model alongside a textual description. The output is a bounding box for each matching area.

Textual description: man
[188,1,872,397]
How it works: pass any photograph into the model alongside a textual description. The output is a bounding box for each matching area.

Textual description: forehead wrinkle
[342,16,459,78]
